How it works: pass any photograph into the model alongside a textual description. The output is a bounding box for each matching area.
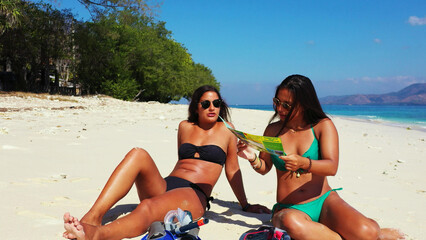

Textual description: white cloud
[374,38,381,44]
[408,16,426,26]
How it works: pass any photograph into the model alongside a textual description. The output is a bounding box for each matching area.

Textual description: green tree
[0,0,22,34]
[74,10,219,102]
[2,1,218,102]
[0,1,75,91]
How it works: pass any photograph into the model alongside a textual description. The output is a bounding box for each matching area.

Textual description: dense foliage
[0,0,219,102]
[1,1,75,91]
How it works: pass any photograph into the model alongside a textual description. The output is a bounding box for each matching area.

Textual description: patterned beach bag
[239,226,291,240]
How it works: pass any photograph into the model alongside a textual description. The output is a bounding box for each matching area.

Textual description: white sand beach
[0,93,425,240]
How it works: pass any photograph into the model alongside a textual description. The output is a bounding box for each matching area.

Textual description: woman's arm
[224,122,271,213]
[236,124,275,175]
[312,118,339,176]
[177,121,184,148]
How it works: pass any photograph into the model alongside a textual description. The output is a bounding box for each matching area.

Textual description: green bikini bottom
[272,188,343,222]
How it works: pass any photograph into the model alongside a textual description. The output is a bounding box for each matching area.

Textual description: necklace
[287,125,306,133]
[288,127,302,133]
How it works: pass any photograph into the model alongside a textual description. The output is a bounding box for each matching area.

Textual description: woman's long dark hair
[188,85,230,123]
[270,74,328,136]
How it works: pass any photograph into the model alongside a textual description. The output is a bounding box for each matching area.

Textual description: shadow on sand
[101,198,272,229]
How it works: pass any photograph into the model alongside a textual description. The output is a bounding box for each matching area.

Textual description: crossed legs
[63,147,205,240]
[272,191,405,240]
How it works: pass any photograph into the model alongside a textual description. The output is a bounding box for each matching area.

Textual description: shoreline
[327,115,426,133]
[1,93,425,240]
[229,104,426,132]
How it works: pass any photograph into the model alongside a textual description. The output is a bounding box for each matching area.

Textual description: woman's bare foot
[63,212,76,239]
[379,228,406,240]
[63,212,86,240]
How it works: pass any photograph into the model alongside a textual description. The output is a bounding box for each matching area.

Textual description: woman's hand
[237,140,256,161]
[243,203,271,214]
[281,154,306,172]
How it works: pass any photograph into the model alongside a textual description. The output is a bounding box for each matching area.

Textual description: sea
[230,104,426,132]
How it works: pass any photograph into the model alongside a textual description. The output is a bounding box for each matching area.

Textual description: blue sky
[43,0,425,104]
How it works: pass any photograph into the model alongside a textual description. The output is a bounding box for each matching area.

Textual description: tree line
[0,0,219,102]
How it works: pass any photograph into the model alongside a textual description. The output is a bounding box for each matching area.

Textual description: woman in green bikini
[237,75,404,240]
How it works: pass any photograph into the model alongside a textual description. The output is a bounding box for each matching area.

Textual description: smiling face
[197,91,221,124]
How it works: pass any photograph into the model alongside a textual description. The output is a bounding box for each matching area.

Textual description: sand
[0,93,425,240]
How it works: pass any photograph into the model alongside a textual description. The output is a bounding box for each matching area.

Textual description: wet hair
[270,74,328,136]
[188,85,230,123]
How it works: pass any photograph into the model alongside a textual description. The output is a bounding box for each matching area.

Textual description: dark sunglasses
[273,97,292,110]
[200,99,222,109]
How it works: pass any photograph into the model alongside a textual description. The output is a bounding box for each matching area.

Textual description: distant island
[320,83,426,105]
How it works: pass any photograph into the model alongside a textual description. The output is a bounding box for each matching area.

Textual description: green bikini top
[271,127,320,171]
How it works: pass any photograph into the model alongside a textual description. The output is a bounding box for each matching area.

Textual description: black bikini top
[178,143,226,166]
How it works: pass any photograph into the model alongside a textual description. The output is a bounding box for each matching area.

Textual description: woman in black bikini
[63,85,270,240]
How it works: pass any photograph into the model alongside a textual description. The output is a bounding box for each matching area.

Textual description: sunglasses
[200,99,222,109]
[273,97,292,110]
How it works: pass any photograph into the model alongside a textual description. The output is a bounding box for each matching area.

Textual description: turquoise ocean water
[230,104,426,131]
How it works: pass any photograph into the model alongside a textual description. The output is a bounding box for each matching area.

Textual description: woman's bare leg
[272,208,342,240]
[69,187,205,240]
[81,147,166,226]
[320,191,405,240]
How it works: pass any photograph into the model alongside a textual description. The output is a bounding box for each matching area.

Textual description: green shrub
[103,77,139,101]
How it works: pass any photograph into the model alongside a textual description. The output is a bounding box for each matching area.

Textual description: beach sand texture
[1,93,425,240]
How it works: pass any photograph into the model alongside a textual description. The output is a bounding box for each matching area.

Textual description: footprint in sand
[11,174,89,185]
[28,177,62,184]
[41,196,86,207]
[69,177,90,182]
[2,145,27,150]
[9,181,31,186]
[16,209,62,226]
[10,178,59,186]
[38,127,58,135]
[0,127,9,134]
[259,190,273,195]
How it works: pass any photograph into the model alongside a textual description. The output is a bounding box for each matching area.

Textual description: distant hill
[320,83,426,105]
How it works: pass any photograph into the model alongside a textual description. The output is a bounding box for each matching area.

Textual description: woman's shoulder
[178,120,194,129]
[313,118,337,136]
[314,117,335,128]
[222,120,234,129]
[264,121,282,137]
[217,121,234,137]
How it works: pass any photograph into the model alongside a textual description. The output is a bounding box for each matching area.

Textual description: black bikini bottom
[164,176,214,210]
